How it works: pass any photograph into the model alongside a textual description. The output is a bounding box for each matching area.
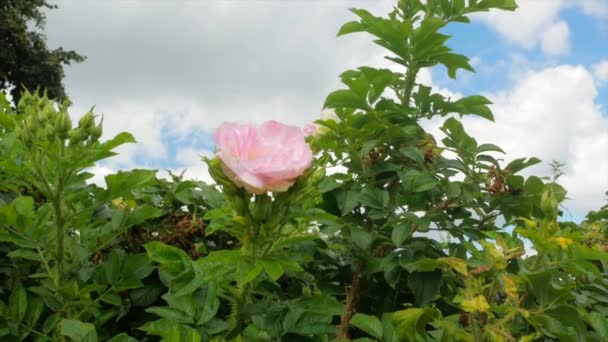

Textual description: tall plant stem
[337,259,365,339]
[53,142,67,286]
[402,65,419,107]
[54,191,65,286]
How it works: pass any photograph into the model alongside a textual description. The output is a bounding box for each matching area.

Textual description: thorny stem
[337,259,365,339]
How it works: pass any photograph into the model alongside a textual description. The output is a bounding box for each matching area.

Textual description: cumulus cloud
[162,147,215,184]
[475,0,566,52]
[575,0,608,18]
[540,20,570,56]
[593,59,608,84]
[475,0,605,56]
[459,65,608,215]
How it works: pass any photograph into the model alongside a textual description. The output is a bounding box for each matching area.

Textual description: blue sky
[42,0,607,219]
[437,5,608,100]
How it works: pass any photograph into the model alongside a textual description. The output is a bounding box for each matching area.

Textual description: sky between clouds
[42,0,607,218]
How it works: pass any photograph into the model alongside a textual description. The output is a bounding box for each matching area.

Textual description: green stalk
[54,142,67,286]
[53,192,65,286]
[402,65,419,107]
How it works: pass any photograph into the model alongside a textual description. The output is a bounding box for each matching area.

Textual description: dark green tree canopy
[0,0,84,105]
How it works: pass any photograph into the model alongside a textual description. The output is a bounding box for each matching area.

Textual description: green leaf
[351,313,383,340]
[524,176,544,194]
[359,187,389,210]
[526,271,573,307]
[533,305,585,342]
[103,132,136,151]
[107,334,138,342]
[351,226,373,249]
[13,196,34,217]
[241,262,264,285]
[324,89,370,111]
[195,283,220,324]
[478,0,518,10]
[450,95,494,120]
[391,223,413,246]
[407,271,441,305]
[262,260,284,281]
[437,53,475,79]
[9,285,27,323]
[337,20,366,36]
[400,146,425,164]
[588,312,608,339]
[60,319,98,342]
[145,241,190,265]
[162,292,197,320]
[392,307,439,339]
[506,157,542,174]
[7,249,40,261]
[122,253,155,280]
[105,169,157,198]
[126,205,165,226]
[338,189,360,216]
[130,285,165,307]
[139,318,201,341]
[24,296,44,328]
[506,175,524,191]
[476,143,504,154]
[317,177,343,193]
[146,307,194,324]
[381,313,398,342]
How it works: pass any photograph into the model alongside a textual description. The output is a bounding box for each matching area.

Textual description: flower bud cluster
[14,92,103,148]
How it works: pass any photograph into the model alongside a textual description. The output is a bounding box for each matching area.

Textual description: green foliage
[0,0,85,105]
[1,0,607,341]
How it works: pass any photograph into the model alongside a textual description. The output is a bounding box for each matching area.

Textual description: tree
[0,0,84,105]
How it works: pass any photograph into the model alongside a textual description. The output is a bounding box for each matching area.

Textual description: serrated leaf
[60,319,98,342]
[438,257,468,275]
[9,285,27,323]
[461,295,490,313]
[144,241,190,265]
[146,307,194,324]
[262,260,284,281]
[351,313,383,340]
[324,89,370,111]
[588,312,608,339]
[7,249,40,261]
[391,223,413,246]
[392,307,439,339]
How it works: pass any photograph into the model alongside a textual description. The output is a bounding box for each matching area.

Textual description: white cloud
[475,0,606,56]
[540,20,570,56]
[475,0,565,51]
[593,59,608,84]
[575,0,608,17]
[166,147,215,184]
[458,65,608,214]
[86,165,115,187]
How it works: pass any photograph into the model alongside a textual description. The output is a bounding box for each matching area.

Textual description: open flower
[214,120,313,194]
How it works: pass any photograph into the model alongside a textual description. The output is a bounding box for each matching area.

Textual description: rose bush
[214,120,312,194]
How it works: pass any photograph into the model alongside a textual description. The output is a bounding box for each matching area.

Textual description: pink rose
[213,120,313,194]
